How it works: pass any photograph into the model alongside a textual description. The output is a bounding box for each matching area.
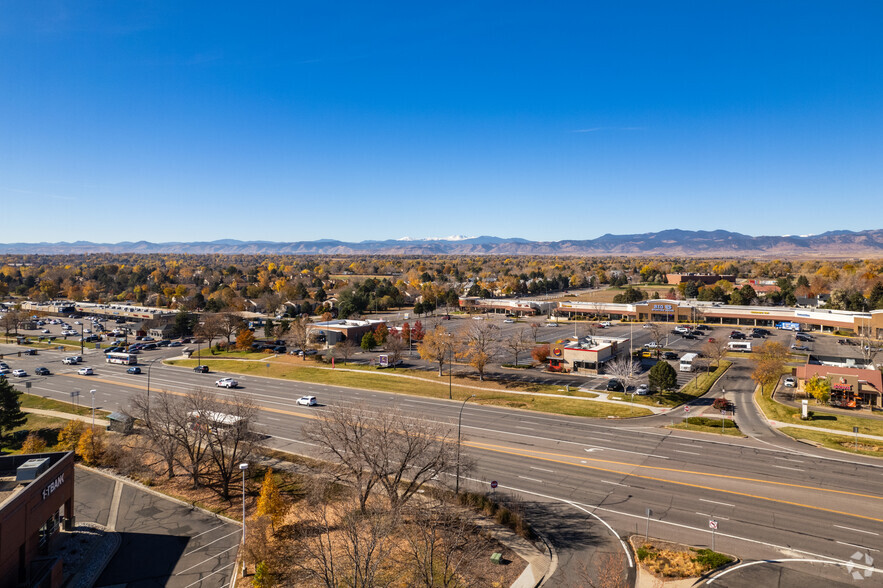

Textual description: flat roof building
[547,335,630,375]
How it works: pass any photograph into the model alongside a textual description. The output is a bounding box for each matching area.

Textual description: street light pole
[455,394,476,495]
[239,462,249,575]
[448,341,453,400]
[90,389,96,432]
[146,357,160,418]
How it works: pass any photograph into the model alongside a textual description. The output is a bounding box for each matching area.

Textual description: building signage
[651,304,674,312]
[831,377,853,392]
[750,311,770,315]
[552,346,563,358]
[796,313,810,318]
[42,473,65,500]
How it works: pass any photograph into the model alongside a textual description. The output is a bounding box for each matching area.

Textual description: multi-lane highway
[3,342,881,587]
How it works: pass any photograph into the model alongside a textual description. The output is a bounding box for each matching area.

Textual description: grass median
[667,416,744,437]
[19,392,110,418]
[168,357,651,418]
[778,427,883,457]
[623,361,731,408]
[755,389,883,437]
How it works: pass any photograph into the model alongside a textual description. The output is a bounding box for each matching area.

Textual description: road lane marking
[515,426,535,430]
[182,529,242,556]
[833,525,879,536]
[530,466,554,473]
[672,450,701,456]
[600,480,630,487]
[190,523,229,540]
[700,499,735,507]
[696,513,729,520]
[465,440,883,503]
[517,475,544,483]
[772,465,803,472]
[835,540,879,552]
[463,442,883,523]
[182,562,236,588]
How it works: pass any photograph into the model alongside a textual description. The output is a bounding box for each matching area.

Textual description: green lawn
[755,389,883,436]
[168,358,652,418]
[625,361,731,407]
[19,392,108,417]
[778,427,883,458]
[0,413,68,454]
[668,416,744,437]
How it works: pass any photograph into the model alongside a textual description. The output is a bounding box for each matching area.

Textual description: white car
[503,319,515,323]
[0,368,10,375]
[645,342,662,349]
[297,395,317,406]
[545,323,559,327]
[12,369,27,377]
[216,377,238,388]
[63,357,79,365]
[783,377,796,388]
[600,321,612,328]
[77,367,93,376]
[635,384,650,395]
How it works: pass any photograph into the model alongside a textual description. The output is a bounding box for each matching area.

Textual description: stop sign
[490,480,498,489]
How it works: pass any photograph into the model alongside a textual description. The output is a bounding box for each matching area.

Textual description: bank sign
[651,304,674,312]
[42,473,65,500]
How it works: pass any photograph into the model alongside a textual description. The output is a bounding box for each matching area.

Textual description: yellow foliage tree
[255,469,287,531]
[805,375,831,404]
[236,328,256,350]
[21,433,47,454]
[57,420,85,451]
[76,428,106,465]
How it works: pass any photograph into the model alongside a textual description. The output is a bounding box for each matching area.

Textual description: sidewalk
[22,407,110,427]
[766,420,883,442]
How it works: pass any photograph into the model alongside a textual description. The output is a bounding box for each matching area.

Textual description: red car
[708,337,716,343]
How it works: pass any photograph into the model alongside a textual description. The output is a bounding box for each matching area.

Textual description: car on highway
[216,377,238,388]
[193,365,209,373]
[34,367,50,375]
[0,362,8,369]
[0,368,9,376]
[77,367,94,375]
[296,395,317,406]
[62,357,79,365]
[783,377,796,387]
[635,384,650,395]
[126,366,142,374]
[12,369,27,377]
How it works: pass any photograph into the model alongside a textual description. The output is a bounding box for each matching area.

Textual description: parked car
[126,366,142,374]
[168,341,182,347]
[635,384,650,395]
[216,377,238,388]
[645,342,661,349]
[297,395,317,406]
[791,344,809,351]
[503,319,515,323]
[682,333,697,340]
[663,351,679,360]
[35,367,50,375]
[12,369,27,377]
[77,367,93,376]
[193,365,209,373]
[783,377,796,387]
[599,321,612,328]
[606,379,624,392]
[708,337,716,343]
[0,368,10,376]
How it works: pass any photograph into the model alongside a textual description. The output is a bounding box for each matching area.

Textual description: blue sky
[1,1,882,244]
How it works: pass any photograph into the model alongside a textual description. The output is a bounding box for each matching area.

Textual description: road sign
[266,363,270,368]
[684,405,690,413]
[490,480,498,489]
[709,519,718,530]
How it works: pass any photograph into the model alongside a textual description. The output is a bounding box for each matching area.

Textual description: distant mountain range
[2,229,882,257]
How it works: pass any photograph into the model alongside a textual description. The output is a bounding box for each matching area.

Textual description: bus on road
[106,352,137,365]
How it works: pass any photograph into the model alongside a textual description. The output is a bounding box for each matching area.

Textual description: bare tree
[459,322,499,381]
[199,392,259,500]
[333,338,359,365]
[129,390,184,479]
[286,315,312,357]
[701,337,729,369]
[647,322,667,358]
[405,504,491,588]
[529,321,541,343]
[218,312,245,346]
[195,314,225,352]
[606,356,640,394]
[503,327,531,367]
[384,331,407,369]
[858,331,882,366]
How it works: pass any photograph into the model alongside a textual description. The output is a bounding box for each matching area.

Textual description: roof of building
[795,364,883,392]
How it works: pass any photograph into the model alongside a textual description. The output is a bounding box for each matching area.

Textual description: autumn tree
[237,327,256,350]
[256,468,288,531]
[76,428,106,465]
[531,344,551,364]
[373,322,389,346]
[419,325,455,377]
[805,375,831,404]
[21,433,47,454]
[57,420,85,451]
[411,320,425,342]
[459,321,499,381]
[751,341,789,397]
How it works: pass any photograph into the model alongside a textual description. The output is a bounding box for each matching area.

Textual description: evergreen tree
[361,332,376,351]
[0,378,27,439]
[648,361,678,392]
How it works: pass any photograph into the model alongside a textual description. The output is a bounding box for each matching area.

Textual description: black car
[126,366,142,374]
[34,367,50,375]
[193,365,209,373]
[606,379,624,392]
[663,351,679,360]
[682,333,698,339]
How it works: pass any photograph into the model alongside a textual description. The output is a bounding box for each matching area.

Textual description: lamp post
[146,357,161,417]
[448,338,454,400]
[455,394,476,495]
[239,462,249,575]
[90,389,96,432]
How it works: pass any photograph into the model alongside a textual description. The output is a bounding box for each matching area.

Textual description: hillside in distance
[1,230,882,257]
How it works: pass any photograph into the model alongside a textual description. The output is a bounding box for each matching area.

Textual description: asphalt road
[4,342,882,587]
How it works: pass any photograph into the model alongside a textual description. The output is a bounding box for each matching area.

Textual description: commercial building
[547,335,629,375]
[458,297,555,316]
[0,452,75,588]
[794,364,882,408]
[307,319,386,346]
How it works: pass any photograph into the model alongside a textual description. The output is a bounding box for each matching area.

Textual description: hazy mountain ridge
[1,230,882,257]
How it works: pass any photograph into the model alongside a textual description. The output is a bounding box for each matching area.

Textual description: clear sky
[1,1,882,244]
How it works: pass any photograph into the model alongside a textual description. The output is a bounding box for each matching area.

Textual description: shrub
[21,433,48,453]
[692,548,732,569]
[636,546,652,561]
